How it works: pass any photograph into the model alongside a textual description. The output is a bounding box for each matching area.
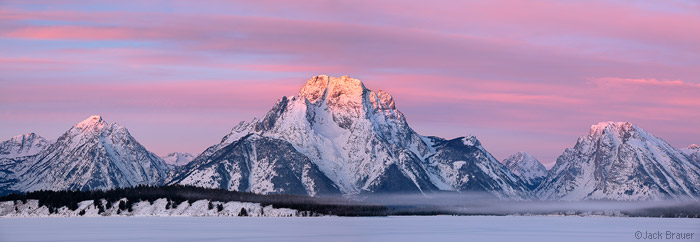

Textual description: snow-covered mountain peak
[75,115,106,129]
[588,121,637,136]
[161,152,195,167]
[7,116,170,193]
[504,152,536,165]
[8,133,44,146]
[0,133,51,159]
[11,133,38,141]
[172,76,529,198]
[502,152,547,190]
[538,122,700,201]
[577,121,666,152]
[502,152,545,172]
[682,144,700,164]
[64,116,131,149]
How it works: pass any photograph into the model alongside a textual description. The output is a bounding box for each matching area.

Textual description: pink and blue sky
[1,0,699,167]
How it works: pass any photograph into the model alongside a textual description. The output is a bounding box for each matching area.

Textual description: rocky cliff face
[536,122,700,201]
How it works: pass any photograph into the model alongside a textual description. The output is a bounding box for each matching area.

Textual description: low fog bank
[343,193,700,217]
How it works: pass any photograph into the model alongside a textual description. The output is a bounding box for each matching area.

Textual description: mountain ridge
[1,115,170,194]
[536,121,700,201]
[1,77,698,202]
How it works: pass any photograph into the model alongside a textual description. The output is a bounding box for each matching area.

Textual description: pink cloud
[4,26,172,40]
[0,81,299,110]
[593,77,700,88]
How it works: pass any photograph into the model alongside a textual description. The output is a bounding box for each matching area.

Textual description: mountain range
[0,116,168,195]
[1,75,698,201]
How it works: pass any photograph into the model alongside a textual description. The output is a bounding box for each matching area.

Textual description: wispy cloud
[0,1,698,162]
[593,77,700,88]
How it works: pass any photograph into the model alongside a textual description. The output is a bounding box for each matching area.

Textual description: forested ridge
[0,185,388,216]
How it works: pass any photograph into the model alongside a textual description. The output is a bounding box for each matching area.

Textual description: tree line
[0,185,389,216]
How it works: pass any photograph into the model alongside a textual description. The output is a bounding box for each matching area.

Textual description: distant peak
[12,132,38,140]
[515,151,534,158]
[164,152,194,157]
[504,152,538,163]
[75,115,106,129]
[84,115,103,122]
[688,144,700,150]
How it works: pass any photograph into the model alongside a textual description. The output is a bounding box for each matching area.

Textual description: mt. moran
[537,122,700,201]
[169,75,529,198]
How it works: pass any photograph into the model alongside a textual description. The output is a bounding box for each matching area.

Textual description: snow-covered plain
[1,216,698,242]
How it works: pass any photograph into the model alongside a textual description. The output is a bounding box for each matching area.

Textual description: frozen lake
[1,216,698,242]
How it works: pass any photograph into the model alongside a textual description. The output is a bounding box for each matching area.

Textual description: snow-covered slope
[161,152,195,167]
[502,152,547,190]
[536,122,700,201]
[681,144,700,164]
[4,115,170,193]
[0,133,51,159]
[424,136,530,198]
[170,134,340,196]
[171,75,529,198]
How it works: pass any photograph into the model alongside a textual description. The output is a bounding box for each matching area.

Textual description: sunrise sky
[1,0,699,167]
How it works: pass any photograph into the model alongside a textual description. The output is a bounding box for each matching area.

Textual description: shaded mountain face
[171,75,529,198]
[0,133,53,195]
[424,136,530,197]
[536,122,700,201]
[681,144,700,164]
[0,133,51,159]
[3,115,170,194]
[502,152,547,190]
[170,134,340,196]
[161,152,195,167]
